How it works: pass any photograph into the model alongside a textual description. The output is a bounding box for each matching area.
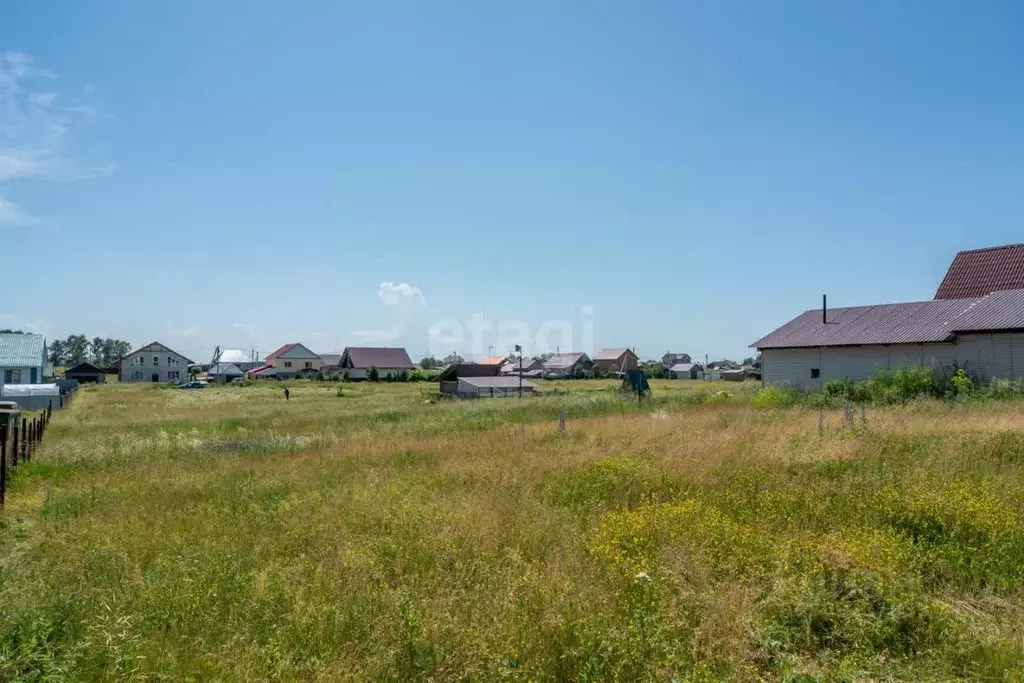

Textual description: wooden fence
[0,389,75,507]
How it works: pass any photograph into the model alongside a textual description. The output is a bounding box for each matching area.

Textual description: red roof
[265,343,298,360]
[935,244,1024,299]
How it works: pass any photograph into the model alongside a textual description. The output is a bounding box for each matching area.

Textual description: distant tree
[90,337,105,365]
[644,362,665,379]
[419,356,440,370]
[0,329,24,334]
[754,353,762,369]
[367,365,380,382]
[742,357,755,367]
[65,334,89,365]
[342,371,351,382]
[189,365,201,379]
[48,339,66,366]
[442,353,464,366]
[109,339,132,364]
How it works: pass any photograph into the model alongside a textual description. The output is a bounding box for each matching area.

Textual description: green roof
[0,333,45,368]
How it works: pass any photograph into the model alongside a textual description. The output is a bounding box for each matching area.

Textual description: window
[304,361,312,369]
[810,368,820,379]
[153,356,160,366]
[168,370,180,381]
[168,356,178,366]
[5,369,22,383]
[284,361,292,368]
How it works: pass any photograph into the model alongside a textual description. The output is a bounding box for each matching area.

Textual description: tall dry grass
[1,382,1023,680]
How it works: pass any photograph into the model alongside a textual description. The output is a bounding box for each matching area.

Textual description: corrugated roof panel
[0,333,45,367]
[935,244,1024,299]
[752,290,1024,349]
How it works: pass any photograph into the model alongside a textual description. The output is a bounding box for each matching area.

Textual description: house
[500,356,543,376]
[63,362,106,384]
[721,369,746,382]
[542,352,593,378]
[453,376,536,398]
[339,347,415,380]
[0,333,46,386]
[119,342,193,383]
[208,362,244,383]
[435,363,502,396]
[667,363,702,380]
[319,353,343,372]
[480,356,507,366]
[265,343,322,379]
[593,348,639,373]
[661,352,692,369]
[753,289,1024,388]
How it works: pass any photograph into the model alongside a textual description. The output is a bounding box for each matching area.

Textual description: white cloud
[0,51,113,225]
[232,322,261,338]
[0,194,36,226]
[378,282,426,307]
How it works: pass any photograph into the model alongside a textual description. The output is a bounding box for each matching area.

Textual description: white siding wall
[120,349,190,383]
[762,335,1024,387]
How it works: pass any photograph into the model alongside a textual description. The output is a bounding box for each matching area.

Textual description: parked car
[178,381,207,389]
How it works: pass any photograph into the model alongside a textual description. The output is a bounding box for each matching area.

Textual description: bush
[752,385,801,409]
[367,366,379,382]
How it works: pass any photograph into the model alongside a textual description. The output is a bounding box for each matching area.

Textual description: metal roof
[341,347,414,369]
[319,353,342,367]
[669,363,697,372]
[543,352,589,369]
[593,348,631,361]
[0,333,45,367]
[458,376,536,389]
[935,244,1024,299]
[753,289,1024,349]
[208,362,243,376]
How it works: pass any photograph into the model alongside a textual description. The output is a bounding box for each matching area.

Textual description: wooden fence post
[20,418,27,462]
[11,420,18,471]
[47,399,52,420]
[1,422,7,507]
[27,420,34,460]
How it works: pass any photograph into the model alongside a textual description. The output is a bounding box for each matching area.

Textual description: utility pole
[516,344,523,398]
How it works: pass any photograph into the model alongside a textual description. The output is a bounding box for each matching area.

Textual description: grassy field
[2,379,1024,681]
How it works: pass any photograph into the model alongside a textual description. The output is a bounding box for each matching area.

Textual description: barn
[755,244,1024,388]
[63,362,106,384]
[754,289,1024,388]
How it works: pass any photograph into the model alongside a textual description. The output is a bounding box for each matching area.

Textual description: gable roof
[670,363,697,372]
[266,343,318,360]
[0,333,45,367]
[122,342,194,364]
[936,244,1024,300]
[319,353,342,367]
[543,352,590,369]
[435,363,501,382]
[753,289,1024,349]
[340,347,414,369]
[64,362,104,375]
[593,348,634,361]
[208,362,243,376]
[480,356,507,365]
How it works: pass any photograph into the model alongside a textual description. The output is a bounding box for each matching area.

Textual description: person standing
[284,387,290,400]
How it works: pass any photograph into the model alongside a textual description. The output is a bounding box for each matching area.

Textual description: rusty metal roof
[935,244,1024,299]
[753,289,1024,349]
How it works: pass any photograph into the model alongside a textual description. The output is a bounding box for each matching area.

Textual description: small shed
[436,363,501,396]
[455,376,535,398]
[668,363,701,380]
[208,362,244,383]
[63,362,106,384]
[721,369,745,382]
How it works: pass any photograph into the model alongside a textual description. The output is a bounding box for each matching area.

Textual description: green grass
[2,380,1024,680]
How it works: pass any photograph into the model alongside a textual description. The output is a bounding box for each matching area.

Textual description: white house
[119,342,193,383]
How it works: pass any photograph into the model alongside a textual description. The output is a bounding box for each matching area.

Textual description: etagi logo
[427,306,595,358]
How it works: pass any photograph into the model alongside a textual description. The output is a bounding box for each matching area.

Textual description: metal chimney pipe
[823,294,827,324]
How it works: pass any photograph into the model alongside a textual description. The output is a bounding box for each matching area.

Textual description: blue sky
[2,1,1023,363]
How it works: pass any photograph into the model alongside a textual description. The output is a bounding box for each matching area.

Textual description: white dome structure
[217,348,250,364]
